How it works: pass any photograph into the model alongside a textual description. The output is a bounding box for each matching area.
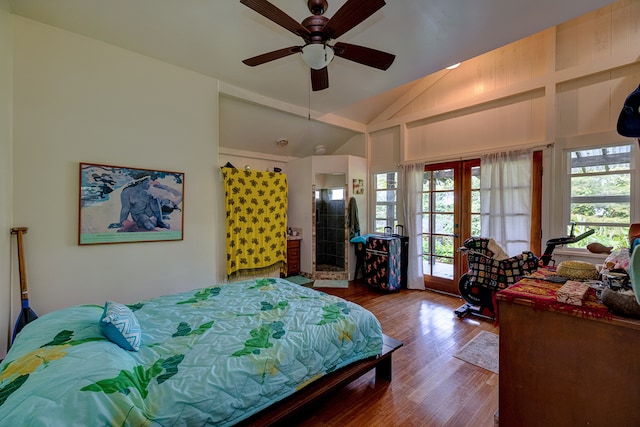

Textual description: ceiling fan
[240,0,395,91]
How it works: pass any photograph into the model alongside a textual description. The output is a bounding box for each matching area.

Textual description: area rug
[453,330,499,374]
[284,275,314,286]
[313,280,349,289]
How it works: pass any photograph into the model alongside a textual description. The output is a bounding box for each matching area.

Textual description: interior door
[422,160,480,295]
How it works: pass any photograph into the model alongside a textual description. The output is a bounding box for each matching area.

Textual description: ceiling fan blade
[240,0,311,41]
[333,42,395,70]
[322,0,386,40]
[242,46,301,66]
[311,67,329,91]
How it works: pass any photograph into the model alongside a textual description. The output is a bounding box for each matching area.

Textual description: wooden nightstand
[286,239,300,276]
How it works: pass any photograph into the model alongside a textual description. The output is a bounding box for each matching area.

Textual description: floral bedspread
[0,278,383,426]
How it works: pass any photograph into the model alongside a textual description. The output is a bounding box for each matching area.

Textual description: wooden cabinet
[497,286,640,427]
[286,239,300,276]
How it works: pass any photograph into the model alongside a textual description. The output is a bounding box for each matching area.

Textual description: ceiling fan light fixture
[300,44,334,70]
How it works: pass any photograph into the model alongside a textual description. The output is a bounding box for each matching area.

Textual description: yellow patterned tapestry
[222,168,288,278]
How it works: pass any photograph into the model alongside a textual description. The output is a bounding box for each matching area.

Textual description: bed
[0,277,390,426]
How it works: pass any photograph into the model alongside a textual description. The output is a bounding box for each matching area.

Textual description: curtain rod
[397,142,555,167]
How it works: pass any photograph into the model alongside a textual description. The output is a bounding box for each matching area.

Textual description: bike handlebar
[540,228,595,266]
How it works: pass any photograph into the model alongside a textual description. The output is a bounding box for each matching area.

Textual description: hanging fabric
[222,168,288,278]
[348,196,360,239]
[480,148,532,256]
[401,163,425,290]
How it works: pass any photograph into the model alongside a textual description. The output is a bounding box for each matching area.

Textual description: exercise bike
[455,237,539,320]
[539,222,595,266]
[455,225,595,320]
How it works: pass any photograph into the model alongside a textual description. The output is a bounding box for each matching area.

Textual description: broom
[11,227,38,342]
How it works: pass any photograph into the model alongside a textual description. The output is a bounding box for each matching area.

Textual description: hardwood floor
[293,280,499,427]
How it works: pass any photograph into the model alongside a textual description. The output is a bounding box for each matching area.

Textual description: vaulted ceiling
[9,0,616,157]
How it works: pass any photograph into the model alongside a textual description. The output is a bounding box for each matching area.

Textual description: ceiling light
[446,63,461,70]
[276,139,288,147]
[300,44,334,70]
[314,145,326,155]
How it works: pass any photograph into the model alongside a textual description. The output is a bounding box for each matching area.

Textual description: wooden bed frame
[238,334,403,426]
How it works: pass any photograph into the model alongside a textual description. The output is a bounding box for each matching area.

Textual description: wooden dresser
[496,275,640,427]
[286,239,300,276]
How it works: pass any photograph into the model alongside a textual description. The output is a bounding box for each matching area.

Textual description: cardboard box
[556,280,590,306]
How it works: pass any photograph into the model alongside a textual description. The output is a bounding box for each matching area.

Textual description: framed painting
[79,163,184,245]
[353,178,364,195]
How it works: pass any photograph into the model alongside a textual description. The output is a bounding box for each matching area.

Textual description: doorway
[313,173,348,280]
[315,188,345,271]
[421,160,480,295]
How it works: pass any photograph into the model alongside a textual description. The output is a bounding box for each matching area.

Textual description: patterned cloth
[462,237,539,290]
[222,168,288,278]
[497,268,612,320]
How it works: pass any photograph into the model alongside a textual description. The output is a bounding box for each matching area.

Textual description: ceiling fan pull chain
[308,79,311,121]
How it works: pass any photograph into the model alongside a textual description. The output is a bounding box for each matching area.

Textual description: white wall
[333,134,366,158]
[286,156,313,274]
[4,17,225,356]
[0,0,13,355]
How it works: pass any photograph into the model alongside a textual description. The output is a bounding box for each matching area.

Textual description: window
[315,188,344,200]
[331,188,344,200]
[567,143,634,248]
[374,171,398,232]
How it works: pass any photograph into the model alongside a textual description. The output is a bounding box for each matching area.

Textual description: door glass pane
[422,193,430,212]
[422,215,431,233]
[435,191,454,212]
[422,255,431,275]
[422,234,430,254]
[434,214,454,234]
[435,235,454,258]
[471,191,481,213]
[471,215,481,236]
[433,256,453,279]
[471,166,481,188]
[423,172,431,192]
[434,169,454,191]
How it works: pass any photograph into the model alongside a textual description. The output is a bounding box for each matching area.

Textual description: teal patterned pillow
[99,301,141,351]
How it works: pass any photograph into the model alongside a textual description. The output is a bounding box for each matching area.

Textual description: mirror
[313,173,347,278]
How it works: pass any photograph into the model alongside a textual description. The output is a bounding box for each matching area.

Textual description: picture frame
[353,178,364,195]
[79,163,184,245]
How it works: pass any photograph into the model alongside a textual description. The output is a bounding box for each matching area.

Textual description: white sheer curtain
[401,163,425,290]
[480,149,532,256]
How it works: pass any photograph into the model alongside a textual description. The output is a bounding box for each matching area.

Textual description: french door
[421,160,480,295]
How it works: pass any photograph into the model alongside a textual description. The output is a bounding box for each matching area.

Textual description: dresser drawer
[286,239,300,276]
